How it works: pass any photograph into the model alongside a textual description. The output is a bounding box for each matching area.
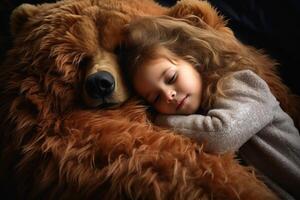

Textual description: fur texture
[0,0,289,199]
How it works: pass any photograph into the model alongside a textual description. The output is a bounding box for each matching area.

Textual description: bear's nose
[85,71,115,99]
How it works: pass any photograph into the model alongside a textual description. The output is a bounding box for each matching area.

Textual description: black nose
[85,71,115,99]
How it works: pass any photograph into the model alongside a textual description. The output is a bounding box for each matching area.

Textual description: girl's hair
[118,16,262,110]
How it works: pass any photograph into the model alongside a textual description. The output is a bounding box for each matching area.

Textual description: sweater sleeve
[155,70,279,153]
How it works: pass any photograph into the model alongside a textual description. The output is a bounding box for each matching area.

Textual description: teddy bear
[0,0,286,199]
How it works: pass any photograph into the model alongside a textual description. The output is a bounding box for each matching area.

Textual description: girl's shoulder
[221,70,277,103]
[226,70,270,92]
[217,70,279,114]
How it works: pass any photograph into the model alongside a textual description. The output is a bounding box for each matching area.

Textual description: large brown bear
[1,0,295,199]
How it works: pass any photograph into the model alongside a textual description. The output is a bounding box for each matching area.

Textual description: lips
[176,95,188,110]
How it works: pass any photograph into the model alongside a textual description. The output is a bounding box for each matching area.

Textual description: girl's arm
[155,70,279,153]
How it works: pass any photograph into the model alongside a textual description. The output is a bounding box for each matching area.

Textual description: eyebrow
[145,67,170,102]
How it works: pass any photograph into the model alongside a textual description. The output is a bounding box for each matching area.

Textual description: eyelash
[167,73,177,84]
[153,95,160,103]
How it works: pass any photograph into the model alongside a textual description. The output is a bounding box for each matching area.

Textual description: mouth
[98,102,120,109]
[176,95,189,110]
[97,98,120,109]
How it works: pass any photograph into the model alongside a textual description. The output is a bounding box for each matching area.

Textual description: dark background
[1,0,299,95]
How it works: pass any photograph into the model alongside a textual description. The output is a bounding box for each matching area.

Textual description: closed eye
[153,94,160,104]
[167,73,177,84]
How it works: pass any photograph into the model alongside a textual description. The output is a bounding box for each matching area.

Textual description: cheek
[156,103,175,114]
[154,103,167,114]
[177,75,195,91]
[189,72,202,91]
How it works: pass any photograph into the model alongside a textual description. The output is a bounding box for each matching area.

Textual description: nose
[166,89,176,103]
[85,71,115,99]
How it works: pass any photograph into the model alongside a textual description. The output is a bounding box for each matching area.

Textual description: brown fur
[0,0,286,199]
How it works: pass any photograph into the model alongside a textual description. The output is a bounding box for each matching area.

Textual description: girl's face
[133,56,203,114]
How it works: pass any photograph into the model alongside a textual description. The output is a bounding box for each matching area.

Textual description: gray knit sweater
[155,70,300,199]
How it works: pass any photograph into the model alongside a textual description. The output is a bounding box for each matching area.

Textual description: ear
[10,4,39,36]
[167,0,234,36]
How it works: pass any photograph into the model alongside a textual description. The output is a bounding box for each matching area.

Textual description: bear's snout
[85,71,115,99]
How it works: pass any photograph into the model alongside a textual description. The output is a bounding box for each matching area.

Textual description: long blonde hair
[118,15,299,117]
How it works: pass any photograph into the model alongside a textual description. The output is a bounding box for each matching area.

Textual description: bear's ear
[168,0,234,36]
[10,4,39,36]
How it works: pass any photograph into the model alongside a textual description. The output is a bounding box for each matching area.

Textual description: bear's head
[4,0,168,116]
[10,0,132,110]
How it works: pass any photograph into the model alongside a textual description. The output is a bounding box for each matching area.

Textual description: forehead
[138,57,174,80]
[133,57,172,94]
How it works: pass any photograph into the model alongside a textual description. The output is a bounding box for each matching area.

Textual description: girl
[118,16,300,199]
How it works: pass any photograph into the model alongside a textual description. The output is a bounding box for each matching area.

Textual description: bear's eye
[78,57,91,68]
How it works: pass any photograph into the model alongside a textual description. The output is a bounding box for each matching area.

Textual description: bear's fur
[1,0,293,199]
